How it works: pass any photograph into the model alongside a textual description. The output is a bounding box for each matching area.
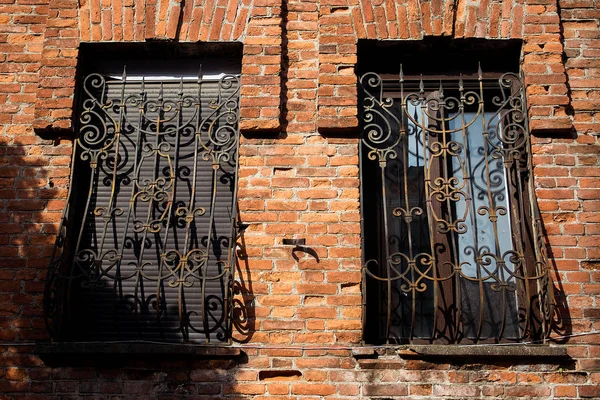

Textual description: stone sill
[353,344,569,359]
[35,342,241,357]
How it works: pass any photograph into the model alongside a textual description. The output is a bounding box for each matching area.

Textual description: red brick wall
[1,0,600,398]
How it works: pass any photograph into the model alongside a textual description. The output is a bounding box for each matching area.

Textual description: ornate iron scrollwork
[360,67,552,344]
[44,67,241,344]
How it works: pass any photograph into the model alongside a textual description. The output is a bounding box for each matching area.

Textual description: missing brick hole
[581,260,600,270]
[543,85,550,91]
[258,370,302,381]
[274,167,294,177]
[338,66,354,74]
[331,6,349,13]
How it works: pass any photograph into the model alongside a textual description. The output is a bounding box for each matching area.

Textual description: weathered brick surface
[2,0,600,398]
[34,0,282,133]
[316,0,572,134]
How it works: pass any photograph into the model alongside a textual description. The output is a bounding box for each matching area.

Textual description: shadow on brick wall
[231,227,256,344]
[549,269,573,344]
[0,133,258,397]
[0,133,70,344]
[540,219,573,344]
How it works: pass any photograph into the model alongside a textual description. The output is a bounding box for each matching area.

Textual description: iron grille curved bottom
[359,69,553,344]
[44,68,241,344]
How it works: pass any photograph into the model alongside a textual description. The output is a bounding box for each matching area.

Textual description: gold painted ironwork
[44,67,240,343]
[359,67,553,344]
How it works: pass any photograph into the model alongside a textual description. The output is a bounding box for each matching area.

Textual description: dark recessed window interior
[358,39,552,345]
[45,43,242,344]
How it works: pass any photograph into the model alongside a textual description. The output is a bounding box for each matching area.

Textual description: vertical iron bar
[97,67,126,267]
[359,99,368,343]
[379,162,393,344]
[400,75,418,343]
[178,66,205,339]
[198,76,236,343]
[223,78,241,345]
[478,65,508,342]
[115,72,145,326]
[134,81,165,326]
[157,79,182,338]
[224,188,238,343]
[439,80,461,342]
[418,77,440,343]
[456,73,475,342]
[513,74,536,340]
[474,66,488,342]
[99,68,127,332]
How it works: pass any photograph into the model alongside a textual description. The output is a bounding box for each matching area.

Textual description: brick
[365,384,409,396]
[580,385,600,398]
[291,383,335,396]
[223,384,266,395]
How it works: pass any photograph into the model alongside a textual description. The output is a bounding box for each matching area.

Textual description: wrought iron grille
[359,67,553,344]
[44,67,240,344]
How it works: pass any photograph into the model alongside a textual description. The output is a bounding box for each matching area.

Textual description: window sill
[353,344,569,359]
[35,341,241,357]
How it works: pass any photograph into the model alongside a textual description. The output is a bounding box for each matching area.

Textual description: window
[44,45,241,344]
[358,43,553,344]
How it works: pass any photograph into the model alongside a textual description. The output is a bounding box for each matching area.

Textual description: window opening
[44,55,241,344]
[359,65,552,344]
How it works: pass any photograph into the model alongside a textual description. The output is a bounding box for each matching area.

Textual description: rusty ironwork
[44,67,240,343]
[359,67,553,344]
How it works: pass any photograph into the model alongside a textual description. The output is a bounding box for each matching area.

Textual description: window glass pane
[449,111,514,279]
